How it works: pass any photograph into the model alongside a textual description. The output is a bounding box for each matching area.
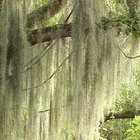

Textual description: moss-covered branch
[27,17,140,45]
[105,110,140,122]
[27,0,68,28]
[26,0,140,45]
[27,23,72,45]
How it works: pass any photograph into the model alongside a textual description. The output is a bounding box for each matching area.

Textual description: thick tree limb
[27,23,72,45]
[27,0,68,28]
[104,110,140,122]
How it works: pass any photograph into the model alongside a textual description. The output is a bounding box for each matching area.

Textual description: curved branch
[118,46,140,59]
[27,0,68,28]
[27,23,72,45]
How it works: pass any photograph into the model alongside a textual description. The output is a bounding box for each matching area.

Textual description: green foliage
[32,0,49,11]
[100,60,140,140]
[105,0,127,13]
[101,13,140,37]
[115,83,137,112]
[124,116,140,140]
[31,0,64,27]
[100,119,129,140]
[100,117,140,140]
[102,0,140,38]
[39,13,62,27]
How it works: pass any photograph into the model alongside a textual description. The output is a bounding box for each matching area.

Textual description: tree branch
[104,110,140,122]
[27,0,68,28]
[27,23,72,45]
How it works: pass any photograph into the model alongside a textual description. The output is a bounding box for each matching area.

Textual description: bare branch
[27,0,68,28]
[118,46,140,59]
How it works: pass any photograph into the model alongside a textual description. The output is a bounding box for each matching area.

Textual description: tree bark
[105,110,140,122]
[27,23,72,45]
[27,0,68,28]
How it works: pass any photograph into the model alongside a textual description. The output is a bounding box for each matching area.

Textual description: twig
[118,34,140,59]
[23,51,73,91]
[118,46,140,59]
[38,109,50,113]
